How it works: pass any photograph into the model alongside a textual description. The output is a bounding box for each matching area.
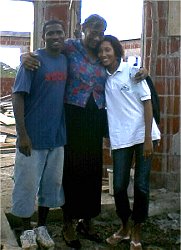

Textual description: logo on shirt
[120,84,130,91]
[45,72,66,81]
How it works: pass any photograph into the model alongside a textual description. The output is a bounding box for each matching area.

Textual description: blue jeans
[112,142,156,224]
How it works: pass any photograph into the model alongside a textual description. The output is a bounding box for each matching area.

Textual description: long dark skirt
[63,96,107,219]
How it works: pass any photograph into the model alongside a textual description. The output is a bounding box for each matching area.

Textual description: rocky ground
[45,211,180,250]
[6,199,180,250]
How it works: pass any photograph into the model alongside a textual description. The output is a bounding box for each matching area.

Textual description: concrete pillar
[33,0,46,50]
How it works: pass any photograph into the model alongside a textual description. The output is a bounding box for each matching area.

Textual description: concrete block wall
[1,78,14,96]
[143,0,180,191]
[0,32,31,97]
[121,39,141,57]
[0,32,30,53]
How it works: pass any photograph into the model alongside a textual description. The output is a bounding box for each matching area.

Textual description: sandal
[130,240,142,250]
[76,220,102,243]
[106,229,130,245]
[62,224,81,249]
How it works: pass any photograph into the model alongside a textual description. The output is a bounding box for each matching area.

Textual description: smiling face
[83,25,105,50]
[98,41,118,73]
[43,23,65,55]
[82,14,107,52]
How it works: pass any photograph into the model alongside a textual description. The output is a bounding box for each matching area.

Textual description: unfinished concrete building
[1,0,180,192]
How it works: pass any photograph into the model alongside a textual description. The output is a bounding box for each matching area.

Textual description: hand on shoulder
[134,67,148,83]
[21,52,40,71]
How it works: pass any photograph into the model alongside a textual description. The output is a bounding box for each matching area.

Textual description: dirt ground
[1,153,180,250]
[48,212,180,250]
[7,207,180,250]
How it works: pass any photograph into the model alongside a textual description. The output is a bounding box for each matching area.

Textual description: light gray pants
[12,147,64,218]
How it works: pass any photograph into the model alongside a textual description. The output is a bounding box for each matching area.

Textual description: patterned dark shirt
[64,39,107,109]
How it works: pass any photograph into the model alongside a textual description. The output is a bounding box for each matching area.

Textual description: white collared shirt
[105,62,161,150]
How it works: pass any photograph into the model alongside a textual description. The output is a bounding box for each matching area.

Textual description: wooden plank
[0,142,16,148]
[5,138,16,143]
[0,113,15,125]
[0,158,15,168]
[1,153,15,158]
[0,126,16,136]
[0,94,12,101]
[4,112,14,118]
[0,135,7,143]
[0,102,12,107]
[0,148,16,154]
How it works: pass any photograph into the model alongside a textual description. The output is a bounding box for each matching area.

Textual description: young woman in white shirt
[98,35,161,250]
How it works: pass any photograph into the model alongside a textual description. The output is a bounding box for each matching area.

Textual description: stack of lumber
[0,95,16,154]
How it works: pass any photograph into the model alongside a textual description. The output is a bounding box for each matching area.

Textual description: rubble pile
[0,94,16,155]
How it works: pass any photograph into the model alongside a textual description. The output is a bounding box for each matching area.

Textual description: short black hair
[82,14,107,31]
[42,19,65,37]
[101,35,124,63]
